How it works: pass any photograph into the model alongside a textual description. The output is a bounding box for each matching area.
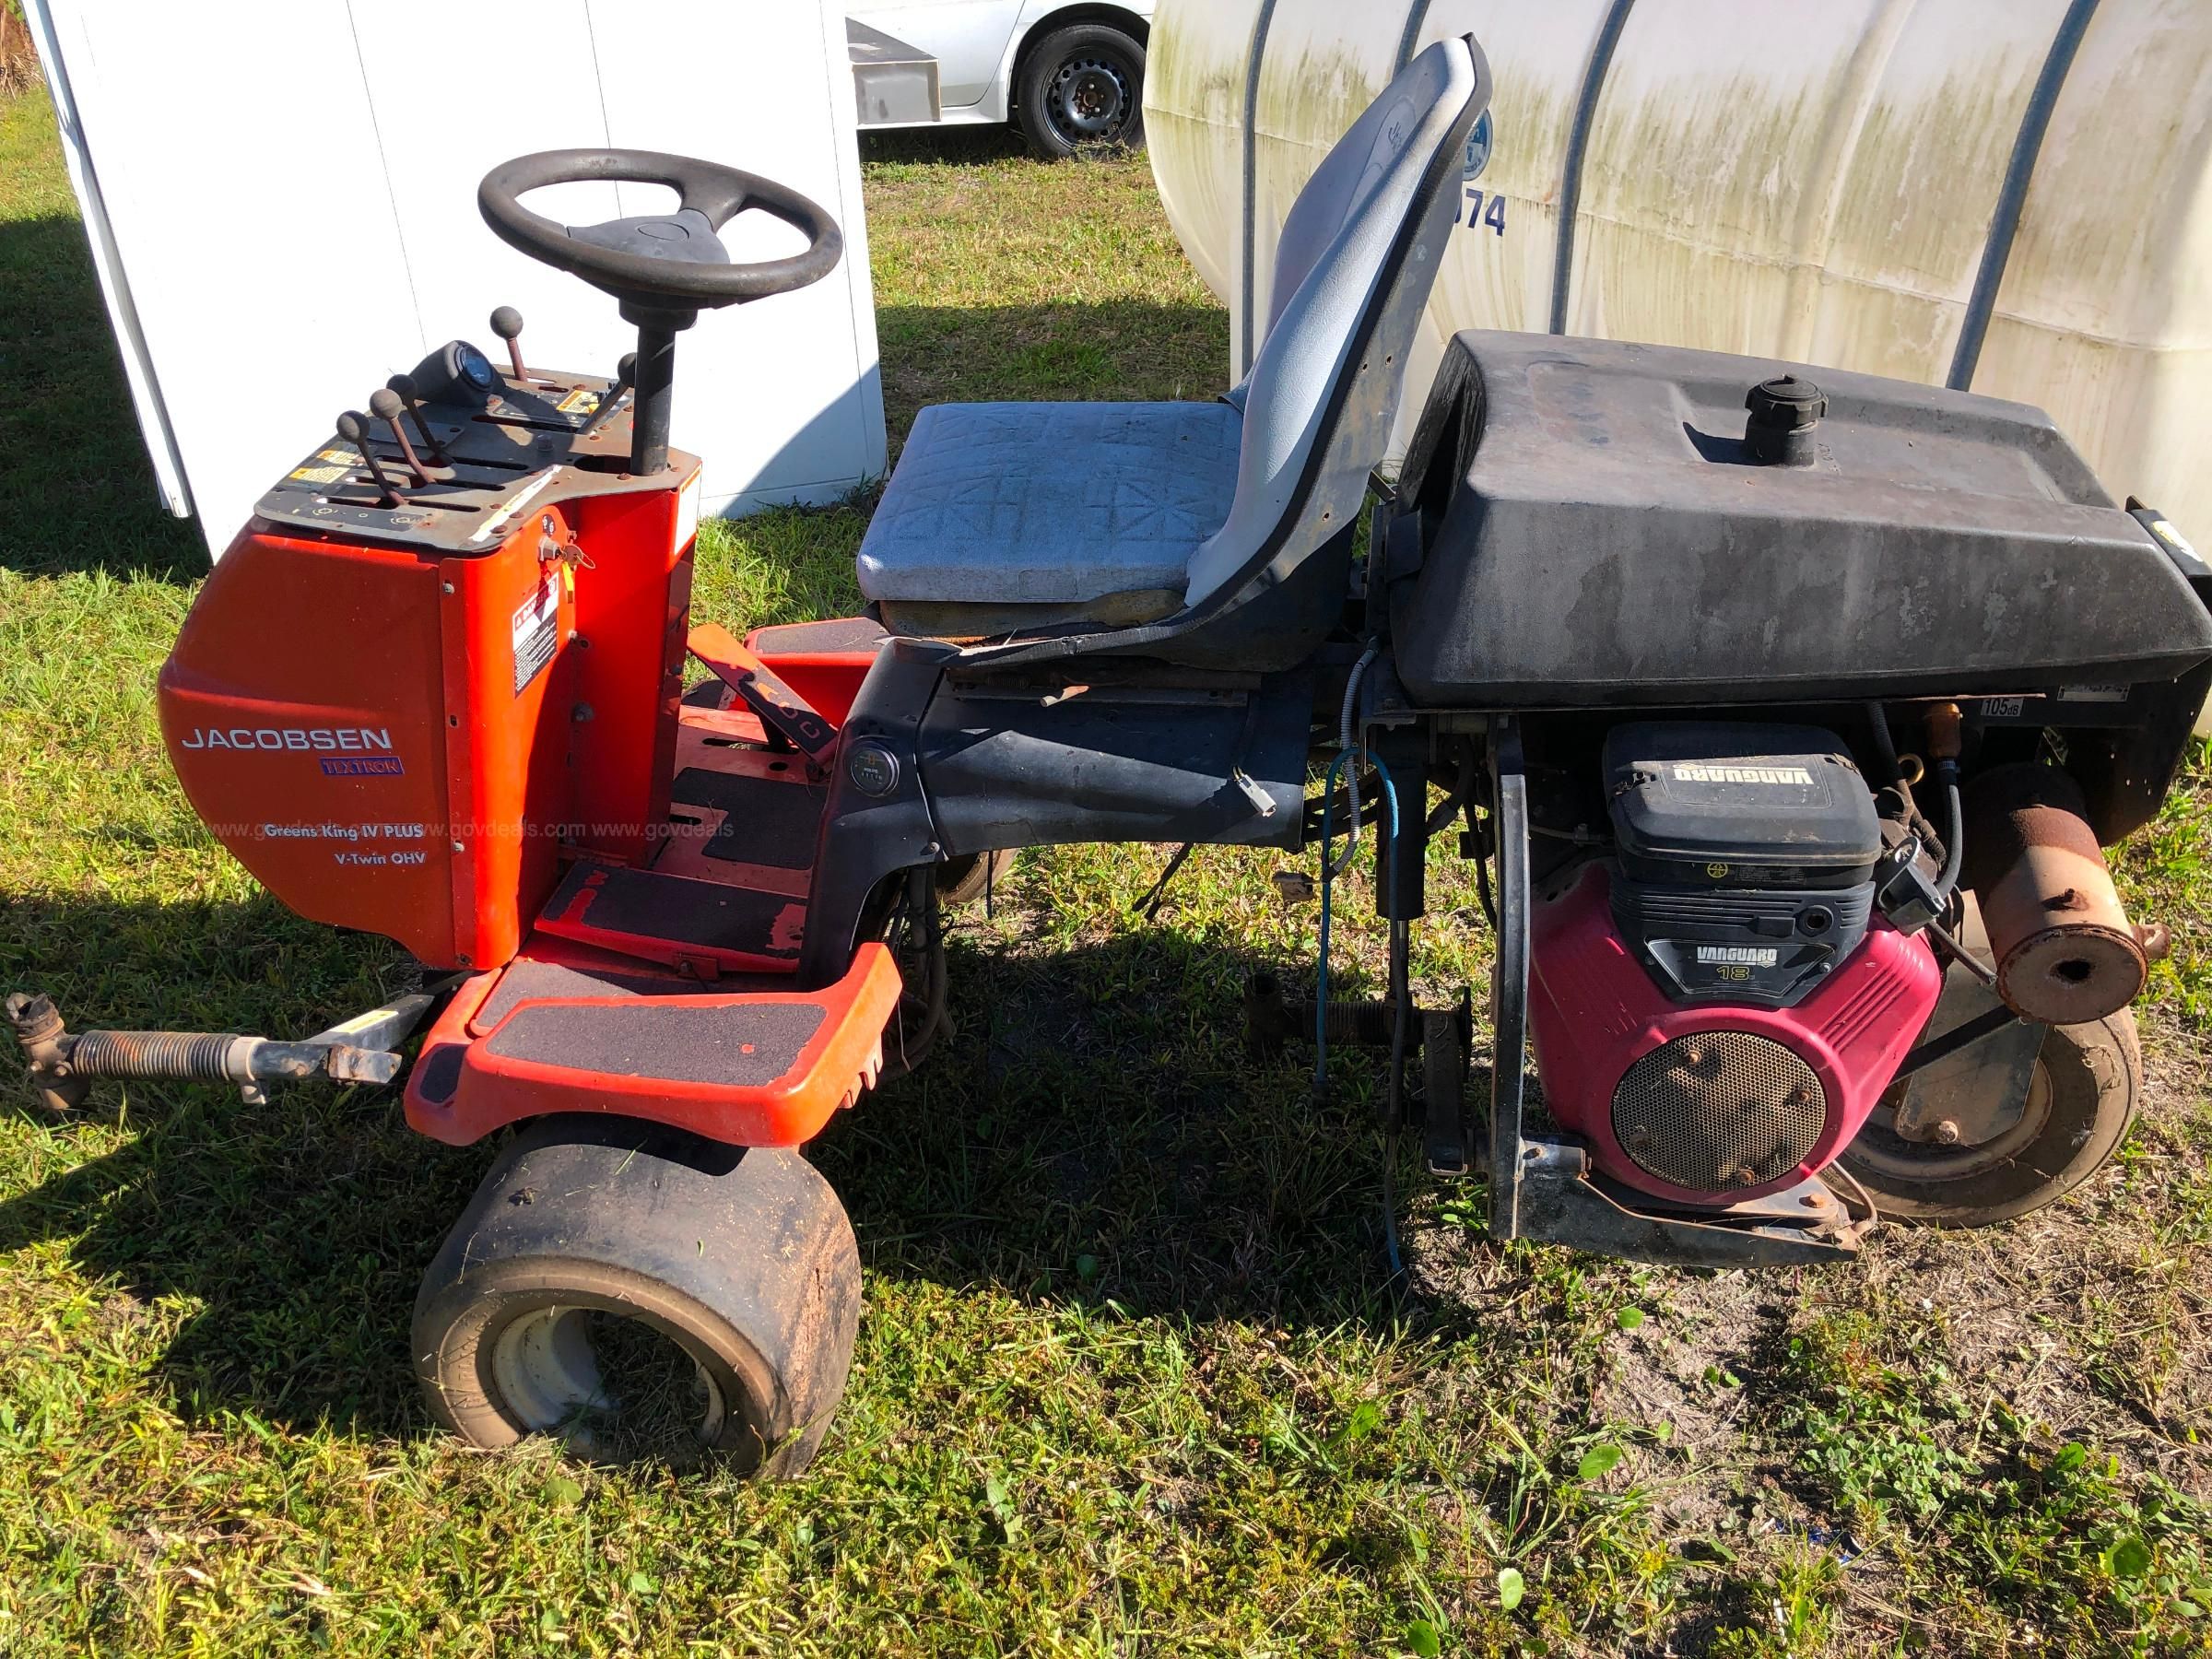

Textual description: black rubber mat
[477,957,792,1028]
[750,617,888,654]
[542,863,803,965]
[477,960,686,1028]
[484,1001,825,1085]
[672,768,826,869]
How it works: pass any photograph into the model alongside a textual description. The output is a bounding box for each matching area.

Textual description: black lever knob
[335,410,406,505]
[369,388,434,487]
[384,371,448,463]
[489,305,526,382]
[578,349,639,437]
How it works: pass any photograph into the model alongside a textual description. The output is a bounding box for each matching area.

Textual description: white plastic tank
[1146,0,2212,554]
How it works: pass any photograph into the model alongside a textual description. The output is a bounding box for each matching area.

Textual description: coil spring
[70,1030,240,1081]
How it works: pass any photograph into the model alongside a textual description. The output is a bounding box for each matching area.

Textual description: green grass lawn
[6,85,2212,1657]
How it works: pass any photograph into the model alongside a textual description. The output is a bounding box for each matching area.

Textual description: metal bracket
[1515,1139,1866,1266]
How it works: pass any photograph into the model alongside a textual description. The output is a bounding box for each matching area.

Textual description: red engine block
[1527,863,1942,1205]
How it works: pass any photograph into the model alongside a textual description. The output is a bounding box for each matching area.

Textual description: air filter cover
[1609,1030,1828,1191]
[1603,723,1879,888]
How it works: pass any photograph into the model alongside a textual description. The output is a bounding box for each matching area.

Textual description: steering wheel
[477,148,842,317]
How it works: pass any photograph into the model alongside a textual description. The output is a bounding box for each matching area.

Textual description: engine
[1527,724,1943,1204]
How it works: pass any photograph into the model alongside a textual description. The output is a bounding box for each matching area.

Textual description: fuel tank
[1384,332,2212,708]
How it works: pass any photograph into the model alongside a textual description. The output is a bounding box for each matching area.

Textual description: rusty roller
[1959,764,2156,1025]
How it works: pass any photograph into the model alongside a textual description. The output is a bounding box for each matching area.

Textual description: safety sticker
[512,572,560,693]
[288,448,358,484]
[557,386,603,416]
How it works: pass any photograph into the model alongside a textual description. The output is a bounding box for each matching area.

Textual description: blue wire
[1314,745,1407,1282]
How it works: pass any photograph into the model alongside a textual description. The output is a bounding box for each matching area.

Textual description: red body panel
[405,938,903,1147]
[1528,863,1943,1204]
[159,475,697,971]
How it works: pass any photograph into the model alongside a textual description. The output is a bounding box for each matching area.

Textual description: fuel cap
[1743,374,1827,466]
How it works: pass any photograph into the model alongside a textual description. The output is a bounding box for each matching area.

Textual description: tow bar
[6,989,437,1112]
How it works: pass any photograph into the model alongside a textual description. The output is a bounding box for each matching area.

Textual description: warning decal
[289,449,359,485]
[512,573,559,693]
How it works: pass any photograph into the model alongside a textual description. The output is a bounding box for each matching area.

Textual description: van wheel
[1838,1012,2140,1226]
[1017,24,1145,159]
[413,1116,859,1477]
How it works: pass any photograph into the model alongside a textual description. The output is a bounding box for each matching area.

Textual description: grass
[5,82,2212,1656]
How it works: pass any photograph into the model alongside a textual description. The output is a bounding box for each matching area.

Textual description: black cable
[1133,842,1195,921]
[1473,832,1497,928]
[1865,700,1901,786]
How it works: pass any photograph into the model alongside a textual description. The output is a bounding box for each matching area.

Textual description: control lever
[489,305,527,382]
[335,410,406,506]
[368,388,435,487]
[579,350,638,437]
[384,371,449,463]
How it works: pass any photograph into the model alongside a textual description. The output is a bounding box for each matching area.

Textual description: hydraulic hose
[1925,701,1966,905]
[1935,773,1965,902]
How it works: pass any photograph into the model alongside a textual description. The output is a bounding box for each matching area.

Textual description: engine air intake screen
[1609,1030,1828,1192]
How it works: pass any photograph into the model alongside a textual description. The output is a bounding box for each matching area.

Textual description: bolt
[450,840,465,853]
[1934,1119,1962,1145]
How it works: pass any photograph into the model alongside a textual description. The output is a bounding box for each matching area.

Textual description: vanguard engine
[1529,724,1944,1206]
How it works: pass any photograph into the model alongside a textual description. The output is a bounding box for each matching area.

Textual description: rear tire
[1838,1012,2141,1225]
[413,1116,859,1477]
[1015,24,1146,159]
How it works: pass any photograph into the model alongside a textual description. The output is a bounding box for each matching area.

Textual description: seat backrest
[1182,37,1489,608]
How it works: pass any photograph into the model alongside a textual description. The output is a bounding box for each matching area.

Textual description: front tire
[413,1116,860,1476]
[1015,24,1146,159]
[1838,1011,2141,1226]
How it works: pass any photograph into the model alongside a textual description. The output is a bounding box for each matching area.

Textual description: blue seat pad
[855,401,1241,606]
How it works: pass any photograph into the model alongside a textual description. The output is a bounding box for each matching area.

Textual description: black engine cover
[1388,333,2212,706]
[1603,723,1880,1008]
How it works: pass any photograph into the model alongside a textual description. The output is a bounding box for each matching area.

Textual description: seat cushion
[854,401,1241,607]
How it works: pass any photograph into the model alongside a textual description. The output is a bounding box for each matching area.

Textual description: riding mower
[11,35,2211,1477]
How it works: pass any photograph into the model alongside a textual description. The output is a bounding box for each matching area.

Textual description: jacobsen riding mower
[12,35,2211,1475]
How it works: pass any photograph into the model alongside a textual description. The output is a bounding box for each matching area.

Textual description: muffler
[1961,764,2152,1025]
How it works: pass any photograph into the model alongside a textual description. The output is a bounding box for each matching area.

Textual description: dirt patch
[1,8,39,99]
